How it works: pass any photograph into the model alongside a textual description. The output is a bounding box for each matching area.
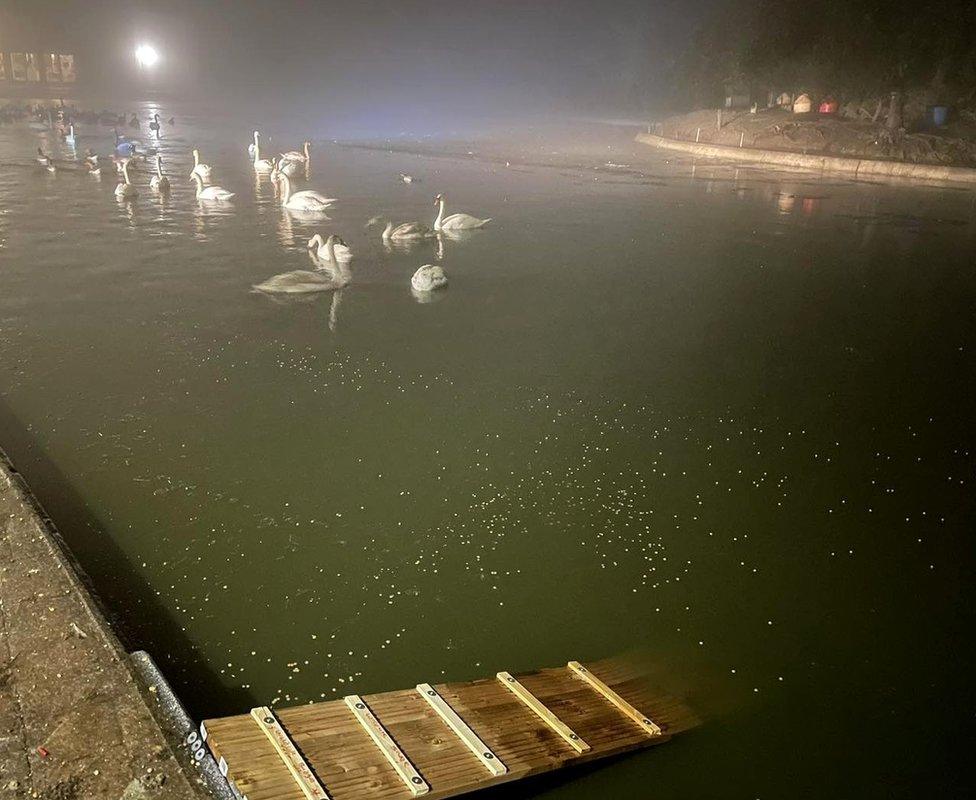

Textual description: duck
[276,174,335,212]
[190,149,212,181]
[167,117,175,125]
[35,147,55,171]
[150,155,170,192]
[432,193,491,231]
[411,265,448,292]
[149,114,161,136]
[191,172,234,201]
[115,161,138,199]
[254,235,350,294]
[251,131,274,173]
[84,149,101,176]
[308,233,352,262]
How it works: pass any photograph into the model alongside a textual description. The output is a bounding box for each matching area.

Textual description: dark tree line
[672,0,976,112]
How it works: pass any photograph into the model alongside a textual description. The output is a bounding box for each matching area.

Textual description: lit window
[46,53,62,82]
[25,53,40,82]
[59,54,76,82]
[11,53,27,81]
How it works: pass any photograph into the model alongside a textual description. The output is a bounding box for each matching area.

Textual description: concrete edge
[0,446,212,798]
[129,651,237,800]
[636,132,976,185]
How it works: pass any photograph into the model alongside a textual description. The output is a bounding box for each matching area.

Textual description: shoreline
[636,131,976,184]
[0,451,212,799]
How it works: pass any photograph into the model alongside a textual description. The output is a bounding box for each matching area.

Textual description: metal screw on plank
[264,717,274,724]
[355,702,365,709]
[484,753,493,759]
[427,690,435,696]
[411,777,423,785]
[570,734,579,740]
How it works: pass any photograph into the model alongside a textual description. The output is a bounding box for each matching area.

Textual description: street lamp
[135,44,160,69]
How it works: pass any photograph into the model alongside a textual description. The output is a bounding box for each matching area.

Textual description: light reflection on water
[1,105,974,798]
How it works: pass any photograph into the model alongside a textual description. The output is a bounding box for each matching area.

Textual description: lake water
[1,104,973,798]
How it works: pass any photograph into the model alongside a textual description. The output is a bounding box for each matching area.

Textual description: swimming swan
[115,161,138,199]
[191,149,212,181]
[411,264,448,292]
[280,140,310,163]
[367,216,436,241]
[433,193,491,231]
[65,124,77,146]
[150,155,170,192]
[191,172,234,201]
[252,131,274,173]
[276,174,335,211]
[254,235,350,294]
[308,233,352,262]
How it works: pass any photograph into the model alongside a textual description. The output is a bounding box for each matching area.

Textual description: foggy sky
[14,0,720,130]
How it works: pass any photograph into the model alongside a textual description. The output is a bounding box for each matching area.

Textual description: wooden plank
[416,683,507,777]
[343,694,431,796]
[249,706,330,800]
[567,661,663,736]
[495,671,590,754]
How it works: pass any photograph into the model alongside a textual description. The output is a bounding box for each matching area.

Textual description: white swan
[254,235,350,294]
[190,149,212,181]
[277,174,335,212]
[150,155,170,192]
[433,193,491,231]
[411,264,448,292]
[65,124,77,147]
[367,216,436,241]
[115,161,138,199]
[191,172,234,201]
[308,233,352,262]
[252,131,274,173]
[280,140,310,164]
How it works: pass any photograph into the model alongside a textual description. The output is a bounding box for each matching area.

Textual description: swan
[411,265,448,292]
[280,140,310,164]
[367,216,436,241]
[254,235,350,294]
[252,131,274,173]
[191,172,234,201]
[308,233,352,262]
[433,193,491,231]
[149,114,161,136]
[190,149,212,181]
[115,161,138,199]
[276,174,335,211]
[279,158,305,178]
[150,155,170,192]
[65,124,77,146]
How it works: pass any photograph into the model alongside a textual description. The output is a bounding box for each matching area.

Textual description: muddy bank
[0,453,206,800]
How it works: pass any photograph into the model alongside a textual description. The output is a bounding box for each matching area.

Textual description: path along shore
[0,453,206,800]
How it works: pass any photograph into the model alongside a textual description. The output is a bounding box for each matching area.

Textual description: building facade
[0,5,79,95]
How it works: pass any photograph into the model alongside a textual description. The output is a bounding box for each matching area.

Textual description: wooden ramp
[202,657,694,800]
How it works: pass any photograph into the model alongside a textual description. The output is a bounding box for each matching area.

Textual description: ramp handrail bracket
[496,671,590,754]
[248,706,331,800]
[567,661,663,736]
[416,683,508,777]
[344,694,431,796]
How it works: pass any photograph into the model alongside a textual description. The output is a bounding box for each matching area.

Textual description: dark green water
[1,107,973,798]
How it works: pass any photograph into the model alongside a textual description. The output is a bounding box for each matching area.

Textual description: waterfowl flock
[17,112,493,301]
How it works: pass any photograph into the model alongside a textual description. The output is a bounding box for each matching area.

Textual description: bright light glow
[135,44,159,68]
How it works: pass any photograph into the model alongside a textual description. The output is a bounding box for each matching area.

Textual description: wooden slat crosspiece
[567,660,663,736]
[203,656,695,800]
[249,706,330,800]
